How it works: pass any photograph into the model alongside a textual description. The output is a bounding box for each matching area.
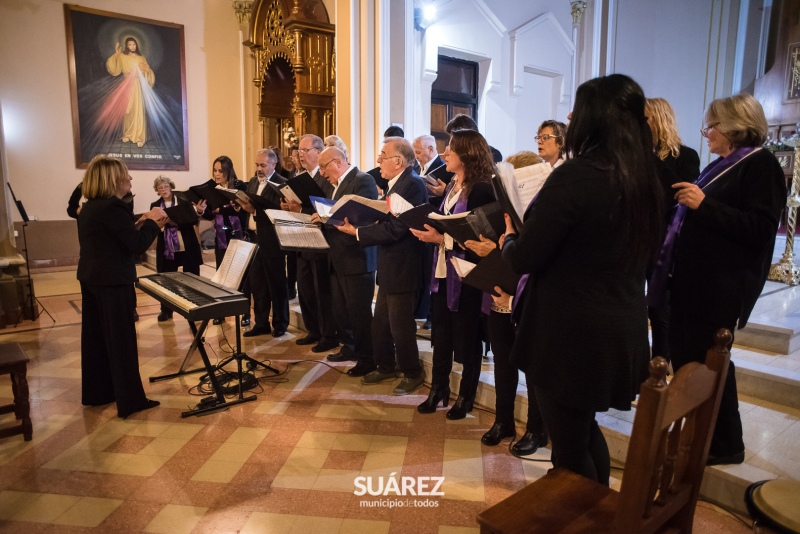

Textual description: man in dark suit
[311,147,378,377]
[236,148,290,338]
[282,134,339,353]
[337,138,428,394]
[367,126,420,192]
[413,134,455,326]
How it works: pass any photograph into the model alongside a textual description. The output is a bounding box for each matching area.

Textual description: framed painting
[64,4,189,170]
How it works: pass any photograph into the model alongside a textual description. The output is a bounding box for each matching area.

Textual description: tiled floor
[0,268,753,532]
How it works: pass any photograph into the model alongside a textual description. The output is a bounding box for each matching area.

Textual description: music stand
[7,183,54,326]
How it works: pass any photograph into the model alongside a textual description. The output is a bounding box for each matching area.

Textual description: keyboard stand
[149,319,209,383]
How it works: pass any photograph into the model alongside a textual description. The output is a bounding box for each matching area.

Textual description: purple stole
[430,181,469,312]
[647,146,758,307]
[214,210,242,250]
[160,196,180,260]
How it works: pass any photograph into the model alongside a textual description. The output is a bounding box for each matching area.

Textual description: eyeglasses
[534,134,561,141]
[701,122,720,138]
[378,153,401,163]
[319,159,338,170]
[298,148,318,154]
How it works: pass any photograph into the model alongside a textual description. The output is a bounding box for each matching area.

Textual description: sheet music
[281,185,303,205]
[274,224,330,250]
[496,162,552,218]
[450,256,476,278]
[210,239,257,290]
[314,199,334,218]
[388,193,414,215]
[265,209,315,225]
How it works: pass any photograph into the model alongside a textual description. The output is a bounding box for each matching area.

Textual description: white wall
[0,0,242,221]
[412,0,575,158]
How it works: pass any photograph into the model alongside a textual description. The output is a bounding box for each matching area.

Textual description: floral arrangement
[765,128,800,152]
[283,126,299,149]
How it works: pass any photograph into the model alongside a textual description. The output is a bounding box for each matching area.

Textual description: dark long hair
[213,155,239,185]
[123,37,142,56]
[448,129,493,196]
[564,74,663,269]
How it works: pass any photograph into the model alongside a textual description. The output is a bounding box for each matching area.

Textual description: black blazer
[358,167,428,293]
[670,148,785,328]
[502,157,651,412]
[249,172,288,258]
[654,145,700,217]
[425,156,455,206]
[78,197,161,286]
[325,167,378,275]
[150,194,203,273]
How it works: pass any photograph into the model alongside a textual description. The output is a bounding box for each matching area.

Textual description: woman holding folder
[150,175,204,322]
[501,74,662,484]
[411,129,496,419]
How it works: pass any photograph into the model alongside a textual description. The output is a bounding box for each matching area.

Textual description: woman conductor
[78,155,168,418]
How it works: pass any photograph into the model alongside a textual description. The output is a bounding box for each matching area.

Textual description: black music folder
[429,201,505,245]
[185,180,230,211]
[164,201,199,226]
[450,248,520,296]
[388,193,438,231]
[215,186,275,210]
[312,195,390,227]
[277,172,327,208]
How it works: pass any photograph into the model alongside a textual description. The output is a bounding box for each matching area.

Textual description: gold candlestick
[769,139,800,285]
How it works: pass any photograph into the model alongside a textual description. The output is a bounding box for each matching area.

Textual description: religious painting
[786,42,800,103]
[64,5,189,170]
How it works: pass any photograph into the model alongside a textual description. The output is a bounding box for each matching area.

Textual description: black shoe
[243,325,270,337]
[312,339,339,353]
[417,386,451,414]
[213,318,223,325]
[347,362,377,377]
[511,431,548,456]
[241,317,251,327]
[327,350,357,362]
[296,335,321,346]
[133,312,139,322]
[119,399,160,419]
[272,329,287,337]
[706,450,745,466]
[481,422,517,446]
[421,320,432,330]
[446,396,474,420]
[157,311,172,322]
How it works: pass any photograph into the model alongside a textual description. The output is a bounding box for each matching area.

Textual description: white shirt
[331,165,355,199]
[249,172,276,231]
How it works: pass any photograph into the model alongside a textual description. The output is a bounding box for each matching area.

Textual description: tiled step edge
[734,358,800,410]
[736,321,798,355]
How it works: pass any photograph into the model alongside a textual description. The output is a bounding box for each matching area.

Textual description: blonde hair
[82,155,127,199]
[705,93,768,148]
[324,135,349,162]
[645,98,682,161]
[505,151,543,169]
[153,175,176,192]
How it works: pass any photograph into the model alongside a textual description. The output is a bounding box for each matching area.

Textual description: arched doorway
[260,56,295,153]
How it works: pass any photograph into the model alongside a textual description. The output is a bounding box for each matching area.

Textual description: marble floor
[0,266,755,533]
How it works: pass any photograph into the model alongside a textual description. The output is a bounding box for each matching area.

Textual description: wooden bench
[0,343,32,441]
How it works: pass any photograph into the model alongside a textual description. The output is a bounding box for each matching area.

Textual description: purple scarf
[430,181,469,312]
[214,210,242,250]
[161,197,180,260]
[647,146,758,307]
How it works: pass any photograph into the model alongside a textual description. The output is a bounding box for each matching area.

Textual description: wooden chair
[0,342,32,441]
[477,328,733,534]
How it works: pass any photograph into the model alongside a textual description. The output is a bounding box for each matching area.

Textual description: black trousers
[330,267,375,363]
[249,249,289,331]
[80,282,149,418]
[159,252,200,314]
[296,255,337,342]
[286,252,298,293]
[535,385,610,485]
[372,289,421,377]
[489,311,544,433]
[430,276,483,398]
[414,243,434,320]
[668,307,744,457]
